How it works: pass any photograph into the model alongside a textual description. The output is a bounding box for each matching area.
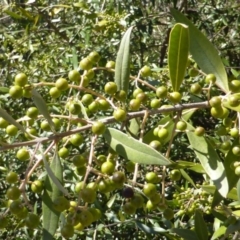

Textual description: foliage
[1,0,240,239]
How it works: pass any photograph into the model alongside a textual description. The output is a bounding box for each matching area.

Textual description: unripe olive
[156,86,167,98]
[104,82,117,95]
[190,83,202,95]
[205,73,216,84]
[91,121,106,135]
[113,108,127,121]
[55,78,68,91]
[140,65,151,77]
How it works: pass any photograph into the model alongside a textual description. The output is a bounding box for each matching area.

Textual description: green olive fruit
[104,82,117,95]
[216,125,228,136]
[96,154,107,166]
[68,103,81,115]
[61,223,74,239]
[169,91,182,104]
[79,57,92,70]
[15,206,28,219]
[9,85,23,99]
[53,196,70,212]
[125,161,135,173]
[163,208,174,220]
[130,194,144,208]
[22,86,32,98]
[149,193,161,205]
[85,69,95,80]
[115,90,127,102]
[81,94,94,106]
[91,121,106,135]
[25,213,40,229]
[81,75,89,87]
[80,188,96,203]
[143,183,157,198]
[189,68,199,77]
[74,222,84,231]
[205,73,216,83]
[123,202,137,215]
[9,200,24,215]
[70,133,83,146]
[176,120,187,131]
[16,148,30,161]
[66,212,81,226]
[158,128,169,141]
[75,166,87,176]
[0,216,8,229]
[235,166,240,176]
[230,128,239,138]
[88,101,100,113]
[140,65,151,77]
[223,117,232,127]
[26,107,38,119]
[136,92,148,103]
[133,88,143,98]
[88,51,100,63]
[55,78,68,91]
[129,99,141,111]
[220,141,231,151]
[79,210,94,227]
[170,169,181,181]
[98,179,112,193]
[88,208,102,222]
[113,108,127,121]
[52,118,61,130]
[0,117,9,128]
[228,95,240,107]
[6,171,18,184]
[194,126,205,136]
[68,69,80,82]
[101,161,115,175]
[72,155,87,167]
[112,171,125,187]
[153,127,159,136]
[232,145,240,156]
[156,86,167,98]
[106,61,115,69]
[49,87,61,98]
[40,120,51,131]
[58,147,69,159]
[150,98,161,109]
[75,181,84,194]
[145,172,159,184]
[146,200,157,211]
[15,73,27,86]
[190,83,202,95]
[230,80,240,93]
[98,99,110,111]
[149,140,161,151]
[6,186,21,200]
[209,96,222,107]
[31,180,44,193]
[210,107,224,118]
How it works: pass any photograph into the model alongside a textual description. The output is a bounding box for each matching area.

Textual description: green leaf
[170,9,229,93]
[180,169,196,187]
[42,150,63,240]
[71,46,78,70]
[168,23,189,91]
[32,89,55,133]
[0,108,25,133]
[135,221,168,234]
[226,219,240,235]
[211,226,227,240]
[194,210,208,240]
[172,228,199,240]
[143,108,196,144]
[127,118,140,137]
[103,128,172,166]
[237,179,240,202]
[222,94,240,112]
[187,124,228,198]
[114,26,133,94]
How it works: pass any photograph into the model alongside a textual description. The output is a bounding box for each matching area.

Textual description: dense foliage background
[1,0,240,239]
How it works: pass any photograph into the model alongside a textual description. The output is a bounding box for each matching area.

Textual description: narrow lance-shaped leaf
[42,149,63,240]
[194,210,208,240]
[170,8,229,93]
[0,108,25,133]
[32,89,55,133]
[187,124,229,197]
[103,128,172,166]
[172,228,199,240]
[168,23,189,91]
[115,26,133,94]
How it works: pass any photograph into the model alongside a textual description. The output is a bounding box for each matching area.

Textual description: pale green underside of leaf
[211,226,227,240]
[187,124,229,198]
[168,23,189,91]
[171,8,229,93]
[42,150,63,240]
[0,108,25,133]
[114,26,133,94]
[103,128,172,166]
[32,89,56,133]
